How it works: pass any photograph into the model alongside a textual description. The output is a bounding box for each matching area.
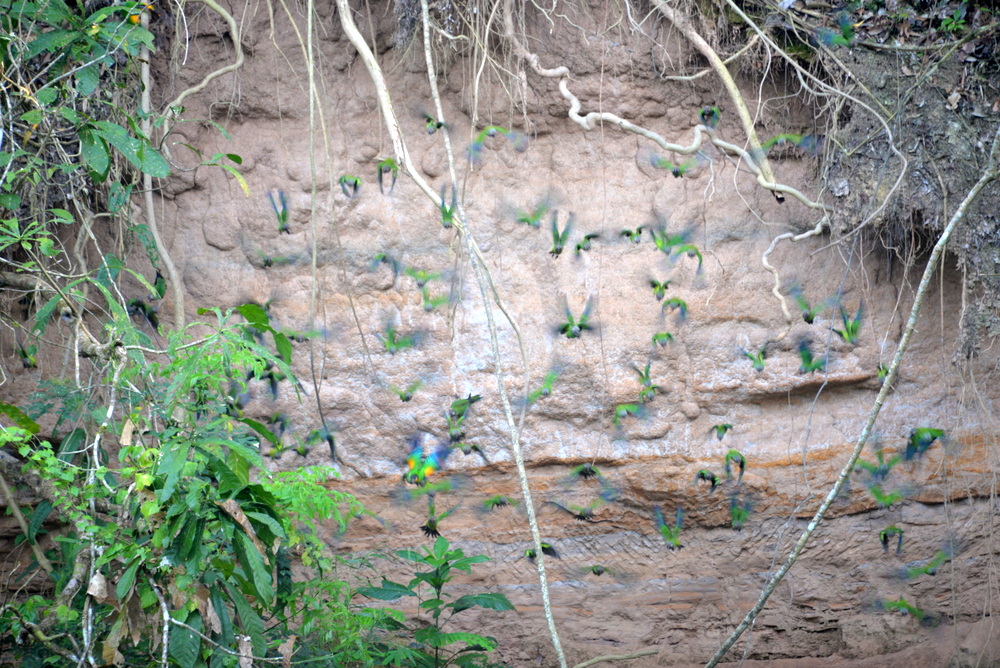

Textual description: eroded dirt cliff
[6,0,1000,664]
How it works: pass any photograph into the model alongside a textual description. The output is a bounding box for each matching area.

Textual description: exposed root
[500,0,829,212]
[762,217,830,336]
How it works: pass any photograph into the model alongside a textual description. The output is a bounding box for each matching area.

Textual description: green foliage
[941,4,967,33]
[0,306,385,666]
[358,537,514,667]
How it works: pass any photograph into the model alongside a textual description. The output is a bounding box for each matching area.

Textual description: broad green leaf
[272,332,292,366]
[0,194,21,211]
[37,237,58,257]
[194,447,243,493]
[244,511,286,541]
[234,530,273,604]
[168,611,201,668]
[420,630,496,650]
[48,208,73,223]
[26,29,76,59]
[95,253,123,288]
[448,592,515,612]
[236,303,271,331]
[222,580,264,655]
[57,428,85,463]
[356,579,415,601]
[395,548,424,563]
[21,109,43,125]
[75,64,99,96]
[108,182,133,214]
[35,88,57,105]
[236,418,278,448]
[27,500,53,543]
[0,403,40,434]
[156,439,191,502]
[115,558,141,601]
[210,586,234,646]
[92,121,169,178]
[58,106,81,124]
[79,128,110,182]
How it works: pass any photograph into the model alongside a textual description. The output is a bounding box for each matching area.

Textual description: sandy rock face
[123,0,1000,664]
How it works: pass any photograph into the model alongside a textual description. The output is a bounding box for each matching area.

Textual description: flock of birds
[112,108,955,617]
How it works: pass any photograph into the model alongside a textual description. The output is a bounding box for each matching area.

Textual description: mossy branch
[705,125,1000,667]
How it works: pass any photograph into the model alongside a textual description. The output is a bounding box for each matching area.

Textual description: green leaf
[210,586,234,646]
[58,106,81,124]
[236,303,271,332]
[237,418,278,448]
[0,194,21,211]
[168,611,201,668]
[273,332,292,366]
[37,237,58,257]
[27,500,53,543]
[233,529,273,604]
[91,121,169,178]
[108,182,133,214]
[244,511,286,541]
[0,403,40,434]
[222,580,264,655]
[116,558,141,601]
[448,593,515,612]
[21,109,43,125]
[220,164,250,197]
[201,450,245,495]
[395,549,425,563]
[48,208,73,224]
[156,439,191,502]
[75,64,99,96]
[79,128,110,182]
[95,253,123,288]
[57,427,86,463]
[35,88,57,105]
[415,629,496,650]
[356,579,416,601]
[26,29,77,59]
